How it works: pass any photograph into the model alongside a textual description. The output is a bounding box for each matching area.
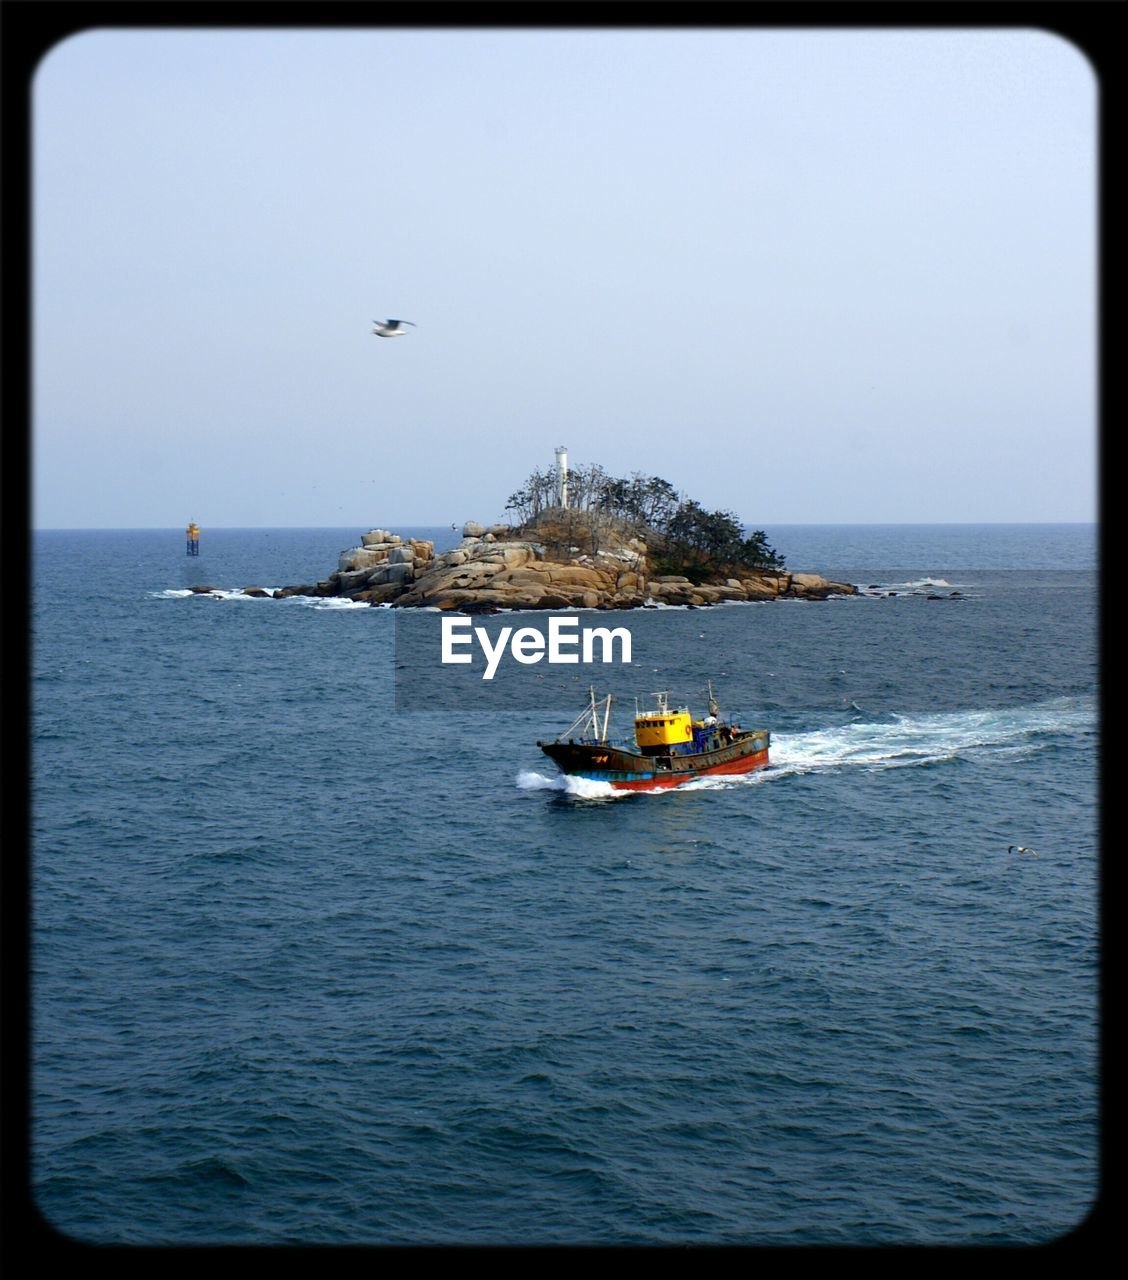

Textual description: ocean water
[30,525,1099,1245]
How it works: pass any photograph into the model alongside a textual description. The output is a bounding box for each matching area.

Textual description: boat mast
[555,688,606,743]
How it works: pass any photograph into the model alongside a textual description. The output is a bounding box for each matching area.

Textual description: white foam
[211,589,263,602]
[157,587,378,607]
[516,770,559,791]
[516,770,629,800]
[155,587,281,601]
[302,596,371,609]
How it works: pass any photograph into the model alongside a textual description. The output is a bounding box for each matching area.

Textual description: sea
[29,524,1099,1246]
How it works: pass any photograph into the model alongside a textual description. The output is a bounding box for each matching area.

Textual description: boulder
[504,586,548,608]
[541,566,613,589]
[496,567,550,587]
[393,562,495,605]
[453,589,515,606]
[366,562,413,586]
[462,521,485,538]
[336,568,376,592]
[340,546,390,572]
[787,573,856,599]
[355,583,402,604]
[694,585,747,602]
[496,545,533,569]
[427,563,503,591]
[741,577,780,599]
[278,580,337,599]
[406,588,480,610]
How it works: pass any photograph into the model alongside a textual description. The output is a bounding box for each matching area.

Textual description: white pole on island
[555,445,569,509]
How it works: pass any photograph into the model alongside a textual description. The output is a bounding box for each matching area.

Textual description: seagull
[1008,845,1039,857]
[372,319,416,337]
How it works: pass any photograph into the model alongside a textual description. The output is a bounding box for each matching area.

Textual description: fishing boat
[537,685,770,791]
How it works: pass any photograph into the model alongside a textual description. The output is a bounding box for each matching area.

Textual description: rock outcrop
[271,523,856,608]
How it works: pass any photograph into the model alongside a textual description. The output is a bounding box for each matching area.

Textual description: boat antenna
[707,680,720,719]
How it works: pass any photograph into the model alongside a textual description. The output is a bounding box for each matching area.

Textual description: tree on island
[661,500,785,580]
[504,463,785,580]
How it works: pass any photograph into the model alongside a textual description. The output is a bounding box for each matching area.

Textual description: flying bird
[1008,845,1039,857]
[372,319,416,338]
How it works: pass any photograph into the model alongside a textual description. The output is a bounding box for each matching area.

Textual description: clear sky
[32,27,1096,529]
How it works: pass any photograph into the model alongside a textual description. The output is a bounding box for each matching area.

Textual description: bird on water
[372,319,416,337]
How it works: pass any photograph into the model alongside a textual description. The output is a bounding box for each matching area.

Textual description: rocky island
[265,516,854,612]
[227,458,857,610]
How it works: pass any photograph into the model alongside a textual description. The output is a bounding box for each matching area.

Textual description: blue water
[31,525,1098,1244]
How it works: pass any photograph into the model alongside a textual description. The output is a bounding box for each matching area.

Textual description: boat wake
[517,696,1094,799]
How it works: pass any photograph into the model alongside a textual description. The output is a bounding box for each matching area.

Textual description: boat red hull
[607,746,770,790]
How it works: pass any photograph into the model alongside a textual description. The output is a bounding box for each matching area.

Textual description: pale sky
[32,27,1097,529]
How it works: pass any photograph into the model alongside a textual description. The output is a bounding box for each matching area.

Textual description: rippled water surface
[31,525,1098,1244]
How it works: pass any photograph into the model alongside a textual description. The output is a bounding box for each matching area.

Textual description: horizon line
[31,520,1098,532]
